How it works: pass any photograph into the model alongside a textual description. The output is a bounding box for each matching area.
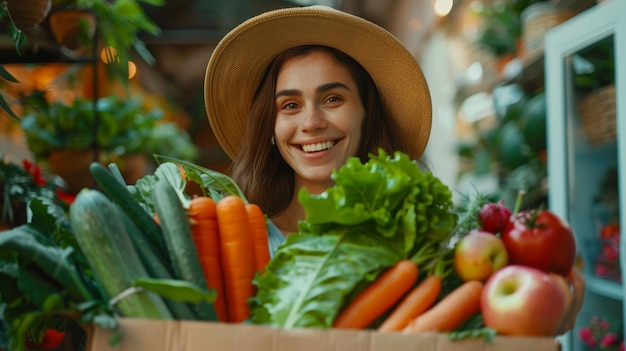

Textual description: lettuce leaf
[251,150,457,328]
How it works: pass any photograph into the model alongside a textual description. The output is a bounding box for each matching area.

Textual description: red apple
[454,230,509,281]
[481,265,566,336]
[549,273,573,315]
[501,209,577,276]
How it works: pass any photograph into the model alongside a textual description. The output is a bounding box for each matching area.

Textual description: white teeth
[302,141,335,153]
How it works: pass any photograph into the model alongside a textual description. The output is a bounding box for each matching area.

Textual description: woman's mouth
[301,141,335,153]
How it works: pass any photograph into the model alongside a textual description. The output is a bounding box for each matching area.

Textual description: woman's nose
[301,106,327,132]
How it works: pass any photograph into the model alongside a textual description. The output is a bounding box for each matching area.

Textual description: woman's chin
[295,169,336,192]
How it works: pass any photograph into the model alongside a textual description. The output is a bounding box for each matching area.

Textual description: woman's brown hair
[230,45,402,217]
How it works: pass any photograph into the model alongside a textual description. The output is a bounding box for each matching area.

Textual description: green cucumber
[152,179,217,321]
[69,189,173,319]
[118,206,197,320]
[89,162,169,260]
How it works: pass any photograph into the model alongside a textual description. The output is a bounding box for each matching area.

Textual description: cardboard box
[88,318,560,351]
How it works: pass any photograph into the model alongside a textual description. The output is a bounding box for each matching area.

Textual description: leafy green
[251,150,457,328]
[0,198,106,351]
[133,278,216,304]
[153,155,246,201]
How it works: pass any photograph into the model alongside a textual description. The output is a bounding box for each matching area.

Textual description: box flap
[89,318,560,351]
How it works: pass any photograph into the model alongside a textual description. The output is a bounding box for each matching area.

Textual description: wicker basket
[521,2,575,60]
[578,85,617,147]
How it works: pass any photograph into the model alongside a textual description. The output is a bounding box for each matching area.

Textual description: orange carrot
[188,196,228,322]
[378,275,443,333]
[216,195,256,323]
[245,203,271,272]
[332,260,419,329]
[403,280,483,334]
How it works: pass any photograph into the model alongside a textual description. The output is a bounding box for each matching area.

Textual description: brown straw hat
[204,5,432,160]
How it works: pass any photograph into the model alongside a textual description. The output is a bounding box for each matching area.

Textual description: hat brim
[205,6,432,160]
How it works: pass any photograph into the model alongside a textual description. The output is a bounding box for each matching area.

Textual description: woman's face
[274,50,364,193]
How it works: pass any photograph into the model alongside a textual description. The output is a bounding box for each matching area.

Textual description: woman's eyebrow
[317,82,350,93]
[275,89,301,99]
[275,82,351,99]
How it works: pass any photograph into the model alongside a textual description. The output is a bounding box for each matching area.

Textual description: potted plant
[49,0,163,81]
[19,93,197,192]
[0,156,73,229]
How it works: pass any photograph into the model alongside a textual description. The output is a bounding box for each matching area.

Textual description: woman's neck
[270,200,304,236]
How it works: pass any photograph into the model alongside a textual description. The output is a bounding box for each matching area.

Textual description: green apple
[454,230,508,281]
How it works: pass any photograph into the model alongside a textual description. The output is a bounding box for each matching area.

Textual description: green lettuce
[251,150,457,328]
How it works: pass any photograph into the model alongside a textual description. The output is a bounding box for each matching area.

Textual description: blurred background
[0,0,599,204]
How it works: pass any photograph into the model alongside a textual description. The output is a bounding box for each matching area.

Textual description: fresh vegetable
[216,195,256,323]
[403,280,483,333]
[378,275,443,333]
[25,329,66,350]
[153,155,247,201]
[118,204,197,320]
[251,150,457,329]
[152,179,217,321]
[188,196,228,322]
[478,200,512,234]
[0,194,109,351]
[333,260,418,329]
[89,162,169,260]
[69,189,173,319]
[246,203,271,272]
[501,209,577,276]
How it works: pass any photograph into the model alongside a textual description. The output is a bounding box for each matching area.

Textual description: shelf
[585,274,624,301]
[452,52,545,107]
[491,53,545,92]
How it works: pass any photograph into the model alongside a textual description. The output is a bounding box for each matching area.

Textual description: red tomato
[25,329,66,350]
[501,209,577,276]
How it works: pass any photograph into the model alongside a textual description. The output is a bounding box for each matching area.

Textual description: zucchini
[88,162,169,260]
[118,206,197,320]
[152,179,217,321]
[69,189,173,319]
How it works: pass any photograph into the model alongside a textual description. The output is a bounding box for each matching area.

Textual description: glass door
[545,2,625,351]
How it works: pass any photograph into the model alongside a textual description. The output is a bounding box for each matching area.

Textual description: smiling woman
[203,6,432,238]
[273,48,365,195]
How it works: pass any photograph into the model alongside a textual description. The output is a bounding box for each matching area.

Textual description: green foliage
[19,94,197,162]
[455,88,547,209]
[519,91,547,153]
[52,0,164,82]
[474,1,521,57]
[0,158,69,225]
[0,2,27,120]
[0,2,27,54]
[251,150,458,328]
[474,0,544,58]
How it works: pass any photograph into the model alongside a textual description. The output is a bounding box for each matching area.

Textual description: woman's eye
[282,102,299,110]
[325,96,343,104]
